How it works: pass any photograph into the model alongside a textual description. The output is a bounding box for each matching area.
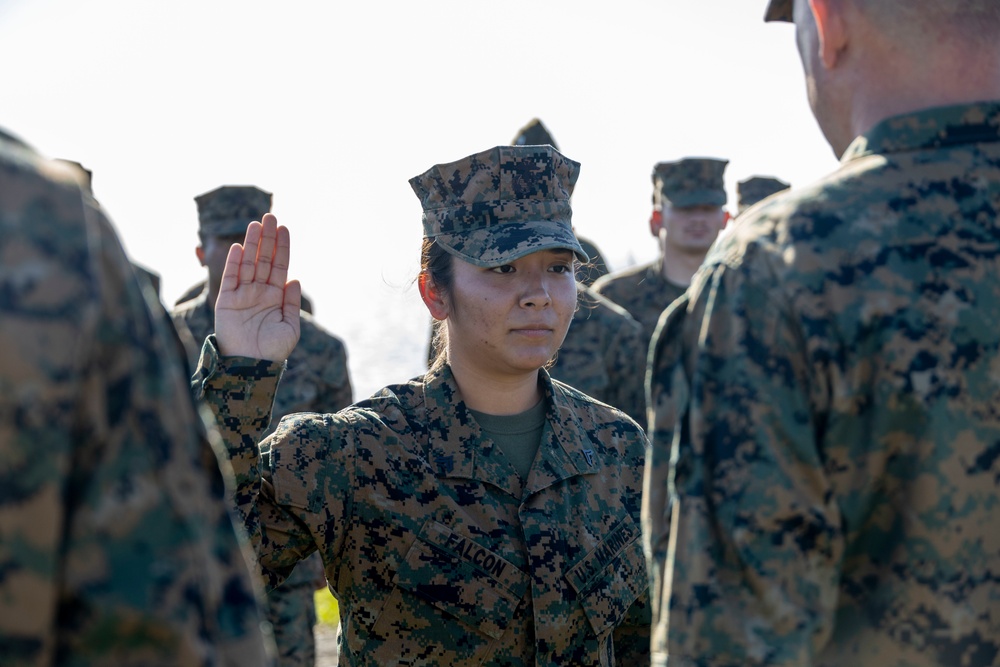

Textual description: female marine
[197,145,650,665]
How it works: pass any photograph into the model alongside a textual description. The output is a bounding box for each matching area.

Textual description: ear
[648,209,663,237]
[419,272,450,321]
[196,246,207,267]
[809,0,847,68]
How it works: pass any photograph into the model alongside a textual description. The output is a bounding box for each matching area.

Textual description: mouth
[511,326,554,337]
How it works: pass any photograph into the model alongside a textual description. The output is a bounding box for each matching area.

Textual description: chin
[509,350,558,374]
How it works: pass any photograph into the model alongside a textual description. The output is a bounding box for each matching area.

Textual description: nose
[520,270,551,309]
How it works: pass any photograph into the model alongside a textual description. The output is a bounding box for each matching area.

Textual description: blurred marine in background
[593,157,730,346]
[0,128,272,665]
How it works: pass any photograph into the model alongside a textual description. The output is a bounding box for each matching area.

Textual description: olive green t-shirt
[469,399,547,480]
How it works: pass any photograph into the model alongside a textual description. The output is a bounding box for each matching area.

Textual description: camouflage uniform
[645,101,1000,665]
[0,129,271,665]
[200,145,651,665]
[550,283,647,425]
[173,186,353,667]
[736,175,790,215]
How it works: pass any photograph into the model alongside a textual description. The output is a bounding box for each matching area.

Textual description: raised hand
[214,213,301,361]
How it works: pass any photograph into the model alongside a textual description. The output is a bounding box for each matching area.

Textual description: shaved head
[860,0,1000,44]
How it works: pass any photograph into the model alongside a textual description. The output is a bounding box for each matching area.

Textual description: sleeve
[197,337,355,592]
[642,292,691,663]
[649,254,843,666]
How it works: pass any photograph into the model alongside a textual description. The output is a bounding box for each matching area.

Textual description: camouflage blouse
[197,340,651,666]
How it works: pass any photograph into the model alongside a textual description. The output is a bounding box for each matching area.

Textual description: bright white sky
[0,0,840,398]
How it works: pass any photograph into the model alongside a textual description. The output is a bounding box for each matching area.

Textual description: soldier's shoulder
[170,292,207,319]
[712,166,878,276]
[592,261,656,293]
[551,378,645,438]
[576,286,640,325]
[345,375,426,431]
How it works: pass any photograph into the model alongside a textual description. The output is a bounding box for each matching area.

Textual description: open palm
[215,213,301,361]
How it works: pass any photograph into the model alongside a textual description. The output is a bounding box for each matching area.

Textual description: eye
[491,264,516,274]
[550,263,574,274]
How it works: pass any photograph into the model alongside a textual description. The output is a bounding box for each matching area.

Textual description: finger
[283,279,302,324]
[219,241,244,299]
[240,221,263,284]
[270,223,291,289]
[254,213,278,284]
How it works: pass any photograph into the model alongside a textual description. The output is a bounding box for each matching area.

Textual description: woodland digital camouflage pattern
[195,339,651,666]
[592,260,687,346]
[551,283,647,425]
[174,293,352,666]
[645,101,1000,665]
[737,175,790,213]
[0,130,271,665]
[652,157,728,208]
[409,145,589,268]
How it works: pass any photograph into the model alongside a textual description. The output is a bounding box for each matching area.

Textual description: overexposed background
[0,0,839,399]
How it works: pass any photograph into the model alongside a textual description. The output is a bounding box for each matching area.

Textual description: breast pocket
[564,516,647,639]
[366,520,528,665]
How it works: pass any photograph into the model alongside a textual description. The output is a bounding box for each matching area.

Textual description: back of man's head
[860,0,1000,44]
[767,0,1000,157]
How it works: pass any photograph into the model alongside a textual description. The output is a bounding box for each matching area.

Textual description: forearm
[192,335,283,539]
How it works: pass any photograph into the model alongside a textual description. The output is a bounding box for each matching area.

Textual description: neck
[447,356,543,415]
[848,35,1000,150]
[659,245,706,287]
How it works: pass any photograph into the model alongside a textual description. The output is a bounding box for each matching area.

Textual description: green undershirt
[469,399,547,480]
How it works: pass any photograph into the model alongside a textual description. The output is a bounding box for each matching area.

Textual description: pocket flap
[394,521,528,640]
[565,517,646,637]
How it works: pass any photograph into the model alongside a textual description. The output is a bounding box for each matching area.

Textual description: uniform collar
[420,364,598,499]
[842,100,1000,163]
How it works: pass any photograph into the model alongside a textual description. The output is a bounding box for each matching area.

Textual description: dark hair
[421,238,454,370]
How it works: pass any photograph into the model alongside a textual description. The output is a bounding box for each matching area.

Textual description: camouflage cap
[409,145,588,268]
[512,118,559,150]
[194,185,272,237]
[737,175,791,211]
[652,157,729,208]
[765,0,792,22]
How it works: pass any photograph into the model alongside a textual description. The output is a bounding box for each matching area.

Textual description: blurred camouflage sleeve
[0,157,271,665]
[646,250,843,666]
[642,292,691,660]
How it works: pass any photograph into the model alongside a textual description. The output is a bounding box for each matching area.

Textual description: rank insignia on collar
[583,449,594,466]
[435,454,454,474]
